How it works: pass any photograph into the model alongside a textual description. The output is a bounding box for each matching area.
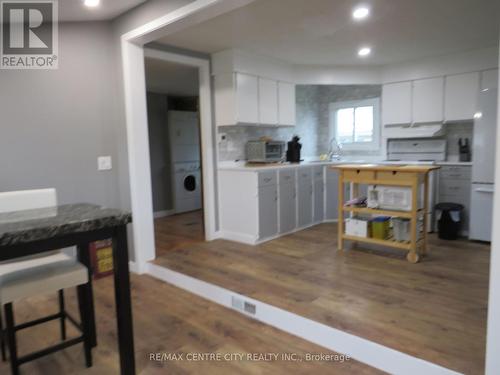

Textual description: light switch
[98,156,112,171]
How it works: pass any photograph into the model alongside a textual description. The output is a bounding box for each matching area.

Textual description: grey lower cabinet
[258,184,278,239]
[279,170,297,234]
[437,165,471,233]
[326,168,339,220]
[279,181,297,234]
[313,177,324,223]
[297,169,313,228]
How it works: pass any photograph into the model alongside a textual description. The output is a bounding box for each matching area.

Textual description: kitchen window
[329,98,381,151]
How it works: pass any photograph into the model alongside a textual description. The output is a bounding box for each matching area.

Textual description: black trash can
[435,202,464,240]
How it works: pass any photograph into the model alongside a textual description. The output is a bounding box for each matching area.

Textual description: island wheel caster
[407,252,420,264]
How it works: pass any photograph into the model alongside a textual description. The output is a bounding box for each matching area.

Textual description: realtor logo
[1,0,58,69]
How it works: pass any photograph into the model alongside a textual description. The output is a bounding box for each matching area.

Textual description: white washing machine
[173,161,202,213]
[168,111,202,213]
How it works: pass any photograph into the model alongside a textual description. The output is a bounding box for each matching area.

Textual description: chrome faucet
[328,138,343,160]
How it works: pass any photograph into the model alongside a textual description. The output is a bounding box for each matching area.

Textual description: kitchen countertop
[0,203,132,246]
[218,160,373,171]
[218,159,474,171]
[435,161,473,166]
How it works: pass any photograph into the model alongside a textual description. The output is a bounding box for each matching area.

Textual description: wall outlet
[98,156,112,171]
[218,132,227,144]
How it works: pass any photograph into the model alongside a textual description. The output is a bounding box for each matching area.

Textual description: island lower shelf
[342,234,423,251]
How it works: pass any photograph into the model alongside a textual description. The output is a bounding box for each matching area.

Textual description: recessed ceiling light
[353,6,370,20]
[84,0,100,7]
[474,112,483,119]
[358,47,371,57]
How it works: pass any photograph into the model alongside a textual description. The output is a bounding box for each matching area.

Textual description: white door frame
[120,0,256,273]
[144,47,216,235]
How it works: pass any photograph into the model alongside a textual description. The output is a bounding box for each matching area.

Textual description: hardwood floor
[0,274,379,374]
[154,222,490,375]
[154,210,205,258]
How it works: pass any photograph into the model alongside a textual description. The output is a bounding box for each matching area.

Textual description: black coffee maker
[286,136,302,163]
[458,138,471,162]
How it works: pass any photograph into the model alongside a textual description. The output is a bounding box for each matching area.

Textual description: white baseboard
[153,209,176,219]
[129,261,144,274]
[219,231,257,245]
[146,263,460,375]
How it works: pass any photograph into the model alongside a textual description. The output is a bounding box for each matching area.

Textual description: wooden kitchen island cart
[332,164,440,263]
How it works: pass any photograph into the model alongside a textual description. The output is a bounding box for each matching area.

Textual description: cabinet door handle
[475,188,494,194]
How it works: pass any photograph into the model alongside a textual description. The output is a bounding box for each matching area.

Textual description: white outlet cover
[98,156,112,171]
[218,133,227,143]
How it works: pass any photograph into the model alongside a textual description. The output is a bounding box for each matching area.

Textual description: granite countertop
[0,203,132,246]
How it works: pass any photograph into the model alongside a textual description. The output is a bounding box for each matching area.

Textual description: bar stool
[0,189,94,375]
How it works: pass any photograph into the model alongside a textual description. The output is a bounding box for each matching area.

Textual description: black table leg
[112,225,135,375]
[77,242,97,347]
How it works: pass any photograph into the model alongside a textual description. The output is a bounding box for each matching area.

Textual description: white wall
[290,47,499,86]
[485,41,500,375]
[212,49,294,82]
[381,46,499,83]
[293,65,382,85]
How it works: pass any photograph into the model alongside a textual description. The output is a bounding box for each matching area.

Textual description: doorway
[144,53,206,259]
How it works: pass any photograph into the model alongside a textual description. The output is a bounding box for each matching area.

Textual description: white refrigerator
[470,89,497,241]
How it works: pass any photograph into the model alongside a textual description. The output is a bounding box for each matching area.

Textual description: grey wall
[147,92,173,212]
[217,84,382,161]
[0,22,121,207]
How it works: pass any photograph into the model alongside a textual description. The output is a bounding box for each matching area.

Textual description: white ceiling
[155,0,500,66]
[59,0,146,22]
[145,58,199,96]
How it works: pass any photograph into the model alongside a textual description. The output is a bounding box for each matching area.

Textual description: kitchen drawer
[298,167,313,182]
[439,179,470,196]
[279,169,296,185]
[377,170,414,183]
[440,166,471,180]
[343,169,375,182]
[313,166,324,180]
[258,171,277,187]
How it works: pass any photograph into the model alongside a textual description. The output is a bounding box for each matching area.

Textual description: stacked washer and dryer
[168,110,202,214]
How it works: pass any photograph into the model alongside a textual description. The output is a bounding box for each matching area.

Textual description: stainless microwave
[246,140,285,163]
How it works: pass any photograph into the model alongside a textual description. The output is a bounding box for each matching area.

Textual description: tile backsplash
[442,122,474,161]
[218,126,295,161]
[217,84,382,161]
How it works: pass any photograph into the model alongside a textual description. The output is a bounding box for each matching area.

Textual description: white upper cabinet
[212,49,295,127]
[481,69,498,91]
[278,82,296,126]
[236,73,259,124]
[258,77,278,125]
[382,82,412,125]
[444,72,480,122]
[412,77,444,123]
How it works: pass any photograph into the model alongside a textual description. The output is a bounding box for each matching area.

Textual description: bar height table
[0,203,135,375]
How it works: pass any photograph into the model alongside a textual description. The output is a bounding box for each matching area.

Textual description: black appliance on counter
[286,136,302,163]
[458,138,471,162]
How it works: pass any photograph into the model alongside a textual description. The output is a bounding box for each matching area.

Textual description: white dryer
[168,110,202,213]
[173,162,202,213]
